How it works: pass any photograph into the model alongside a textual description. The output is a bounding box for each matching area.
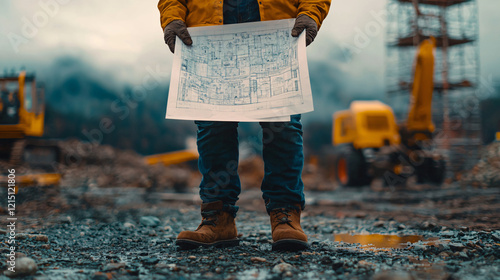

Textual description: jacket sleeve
[297,0,331,29]
[158,0,188,30]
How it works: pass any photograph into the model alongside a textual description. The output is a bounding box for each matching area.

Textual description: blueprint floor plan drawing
[166,19,313,122]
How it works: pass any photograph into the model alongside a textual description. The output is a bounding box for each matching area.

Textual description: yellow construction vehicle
[332,37,446,186]
[0,71,61,169]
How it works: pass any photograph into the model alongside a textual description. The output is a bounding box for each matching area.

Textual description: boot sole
[272,239,309,251]
[176,238,240,250]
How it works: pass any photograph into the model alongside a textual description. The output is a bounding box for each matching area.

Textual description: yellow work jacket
[158,0,331,29]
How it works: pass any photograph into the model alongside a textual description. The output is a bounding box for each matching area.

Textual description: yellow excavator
[332,37,446,186]
[0,71,61,170]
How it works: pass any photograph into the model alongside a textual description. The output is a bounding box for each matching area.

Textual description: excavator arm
[404,36,437,145]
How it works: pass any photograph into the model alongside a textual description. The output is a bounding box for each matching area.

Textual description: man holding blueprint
[158,0,330,251]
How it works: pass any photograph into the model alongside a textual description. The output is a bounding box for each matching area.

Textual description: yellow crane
[331,37,445,186]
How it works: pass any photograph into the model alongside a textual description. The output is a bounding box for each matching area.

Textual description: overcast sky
[0,0,498,97]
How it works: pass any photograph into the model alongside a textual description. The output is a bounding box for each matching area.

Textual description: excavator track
[9,139,26,166]
[5,139,61,171]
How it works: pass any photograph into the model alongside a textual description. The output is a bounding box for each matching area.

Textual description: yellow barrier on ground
[144,150,199,166]
[0,173,61,191]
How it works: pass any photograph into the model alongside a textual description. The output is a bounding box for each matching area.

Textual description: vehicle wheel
[416,157,446,185]
[428,158,446,185]
[415,157,431,184]
[334,147,369,187]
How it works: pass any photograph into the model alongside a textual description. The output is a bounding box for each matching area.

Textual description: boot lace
[274,208,292,225]
[200,210,219,226]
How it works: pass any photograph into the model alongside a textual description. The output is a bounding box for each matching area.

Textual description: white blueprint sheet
[166,19,313,122]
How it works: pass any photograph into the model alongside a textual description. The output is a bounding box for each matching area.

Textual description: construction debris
[60,141,195,190]
[461,141,500,188]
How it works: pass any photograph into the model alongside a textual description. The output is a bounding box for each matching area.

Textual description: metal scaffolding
[386,0,481,175]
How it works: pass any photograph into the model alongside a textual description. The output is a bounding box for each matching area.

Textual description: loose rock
[492,233,500,242]
[123,222,135,228]
[373,270,413,280]
[140,216,160,227]
[35,235,49,242]
[449,242,465,251]
[373,221,385,228]
[459,251,469,259]
[4,257,37,278]
[412,244,427,251]
[332,261,344,270]
[103,262,126,271]
[441,231,455,238]
[272,262,293,273]
[420,221,436,229]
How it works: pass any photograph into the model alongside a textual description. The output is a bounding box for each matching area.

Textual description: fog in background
[1,0,499,154]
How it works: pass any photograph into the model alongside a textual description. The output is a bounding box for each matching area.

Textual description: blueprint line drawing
[166,19,313,122]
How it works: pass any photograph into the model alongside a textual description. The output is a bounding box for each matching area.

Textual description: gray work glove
[163,20,193,53]
[291,14,318,46]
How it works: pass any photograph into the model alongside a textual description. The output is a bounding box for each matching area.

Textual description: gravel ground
[0,183,499,280]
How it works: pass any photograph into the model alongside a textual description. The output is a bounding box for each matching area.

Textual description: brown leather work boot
[270,207,308,251]
[176,201,239,249]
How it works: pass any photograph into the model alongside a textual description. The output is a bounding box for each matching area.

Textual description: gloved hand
[291,14,318,46]
[163,20,193,53]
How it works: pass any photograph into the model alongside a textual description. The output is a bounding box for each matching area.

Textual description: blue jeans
[195,115,305,216]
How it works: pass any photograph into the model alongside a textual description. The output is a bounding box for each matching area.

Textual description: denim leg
[195,121,240,216]
[259,114,305,213]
